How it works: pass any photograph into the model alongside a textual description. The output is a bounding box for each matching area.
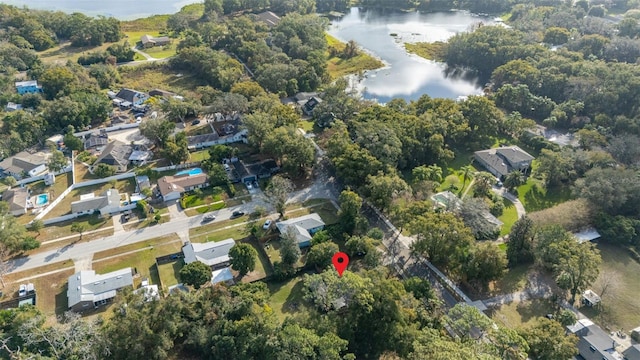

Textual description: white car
[18,284,27,297]
[263,220,272,230]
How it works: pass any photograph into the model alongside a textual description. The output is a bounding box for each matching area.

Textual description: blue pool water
[175,167,203,176]
[35,194,49,206]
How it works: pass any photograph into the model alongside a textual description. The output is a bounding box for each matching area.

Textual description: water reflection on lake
[328,8,497,102]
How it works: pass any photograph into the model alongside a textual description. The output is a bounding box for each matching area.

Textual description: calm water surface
[0,0,201,20]
[328,8,497,102]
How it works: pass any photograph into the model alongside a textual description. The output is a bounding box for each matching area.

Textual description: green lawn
[580,243,640,332]
[242,238,272,281]
[516,178,572,212]
[180,187,223,208]
[184,202,226,216]
[189,149,210,162]
[298,120,316,133]
[157,260,183,292]
[267,277,305,321]
[143,43,177,58]
[284,201,338,225]
[489,298,556,329]
[498,199,519,236]
[33,214,112,244]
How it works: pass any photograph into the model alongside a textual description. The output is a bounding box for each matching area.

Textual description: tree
[93,163,115,178]
[307,242,339,269]
[364,172,411,212]
[506,216,536,267]
[554,240,602,304]
[39,66,76,99]
[337,190,366,236]
[29,219,43,236]
[412,164,442,183]
[0,202,29,254]
[458,198,498,239]
[70,222,87,240]
[503,171,524,192]
[63,132,84,152]
[463,242,507,290]
[139,118,175,148]
[280,227,301,269]
[409,211,475,278]
[472,171,495,197]
[4,176,16,187]
[179,261,211,289]
[265,175,294,217]
[520,318,578,360]
[47,150,68,173]
[163,133,190,165]
[229,243,257,277]
[543,27,570,45]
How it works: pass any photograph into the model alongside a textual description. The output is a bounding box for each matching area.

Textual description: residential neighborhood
[1,1,640,359]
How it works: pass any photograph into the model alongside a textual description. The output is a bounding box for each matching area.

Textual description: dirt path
[131,46,156,60]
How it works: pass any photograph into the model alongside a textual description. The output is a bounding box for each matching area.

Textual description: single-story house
[70,189,122,216]
[182,239,236,270]
[186,125,248,150]
[276,213,326,248]
[140,34,171,48]
[211,267,234,285]
[157,173,209,202]
[0,151,50,179]
[67,268,133,312]
[135,175,151,193]
[473,146,534,181]
[255,11,281,27]
[2,187,29,216]
[582,289,601,307]
[567,318,621,360]
[114,88,149,107]
[15,80,42,95]
[302,96,322,116]
[83,133,109,151]
[5,102,22,111]
[92,140,132,173]
[229,161,256,184]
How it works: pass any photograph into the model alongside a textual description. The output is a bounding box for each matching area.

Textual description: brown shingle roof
[2,187,28,213]
[157,173,208,196]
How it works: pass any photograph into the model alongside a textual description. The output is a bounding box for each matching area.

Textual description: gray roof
[94,141,132,168]
[255,11,281,26]
[2,187,28,213]
[276,213,325,245]
[136,175,150,191]
[84,134,109,149]
[568,319,618,360]
[71,189,120,214]
[623,344,640,360]
[0,151,48,175]
[15,80,38,87]
[182,239,236,267]
[115,88,147,103]
[187,132,220,147]
[474,146,534,178]
[67,268,133,308]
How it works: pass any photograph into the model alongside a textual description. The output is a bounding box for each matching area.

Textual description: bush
[272,261,297,281]
[21,236,40,251]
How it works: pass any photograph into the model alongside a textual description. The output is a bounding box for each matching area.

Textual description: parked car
[263,219,272,230]
[18,284,26,297]
[246,182,253,190]
[202,213,216,223]
[191,119,201,125]
[230,211,245,219]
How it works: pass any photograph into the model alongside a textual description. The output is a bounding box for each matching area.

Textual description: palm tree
[504,171,525,192]
[461,165,475,188]
[426,164,443,183]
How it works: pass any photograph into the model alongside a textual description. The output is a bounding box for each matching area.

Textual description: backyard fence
[41,213,82,225]
[32,184,75,222]
[152,162,201,172]
[73,123,139,138]
[14,165,73,187]
[73,172,136,188]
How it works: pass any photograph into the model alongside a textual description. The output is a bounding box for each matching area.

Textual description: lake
[328,8,498,102]
[0,0,201,20]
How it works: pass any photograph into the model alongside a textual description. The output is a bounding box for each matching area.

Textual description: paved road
[492,186,526,218]
[6,198,270,274]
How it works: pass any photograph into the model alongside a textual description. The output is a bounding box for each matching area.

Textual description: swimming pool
[175,167,203,176]
[34,194,49,206]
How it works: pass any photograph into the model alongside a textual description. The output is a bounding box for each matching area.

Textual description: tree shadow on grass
[281,280,305,317]
[523,184,572,212]
[515,298,556,324]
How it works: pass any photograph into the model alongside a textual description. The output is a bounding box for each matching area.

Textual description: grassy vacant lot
[516,177,572,212]
[284,201,338,225]
[267,277,305,321]
[3,260,75,316]
[37,41,118,65]
[92,237,183,290]
[118,63,206,97]
[44,179,135,219]
[93,234,180,260]
[326,33,384,79]
[489,298,556,329]
[580,243,640,332]
[484,265,530,299]
[189,149,210,162]
[241,238,272,282]
[498,199,519,236]
[404,41,447,61]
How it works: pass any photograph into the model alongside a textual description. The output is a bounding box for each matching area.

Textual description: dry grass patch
[93,234,180,260]
[529,198,594,232]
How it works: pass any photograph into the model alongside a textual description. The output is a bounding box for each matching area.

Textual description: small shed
[582,289,601,307]
[573,228,601,244]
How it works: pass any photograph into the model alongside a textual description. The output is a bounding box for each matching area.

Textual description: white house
[276,213,325,248]
[182,239,236,270]
[70,189,122,216]
[67,268,133,312]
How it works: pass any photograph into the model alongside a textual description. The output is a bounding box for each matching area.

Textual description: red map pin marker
[332,252,349,277]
